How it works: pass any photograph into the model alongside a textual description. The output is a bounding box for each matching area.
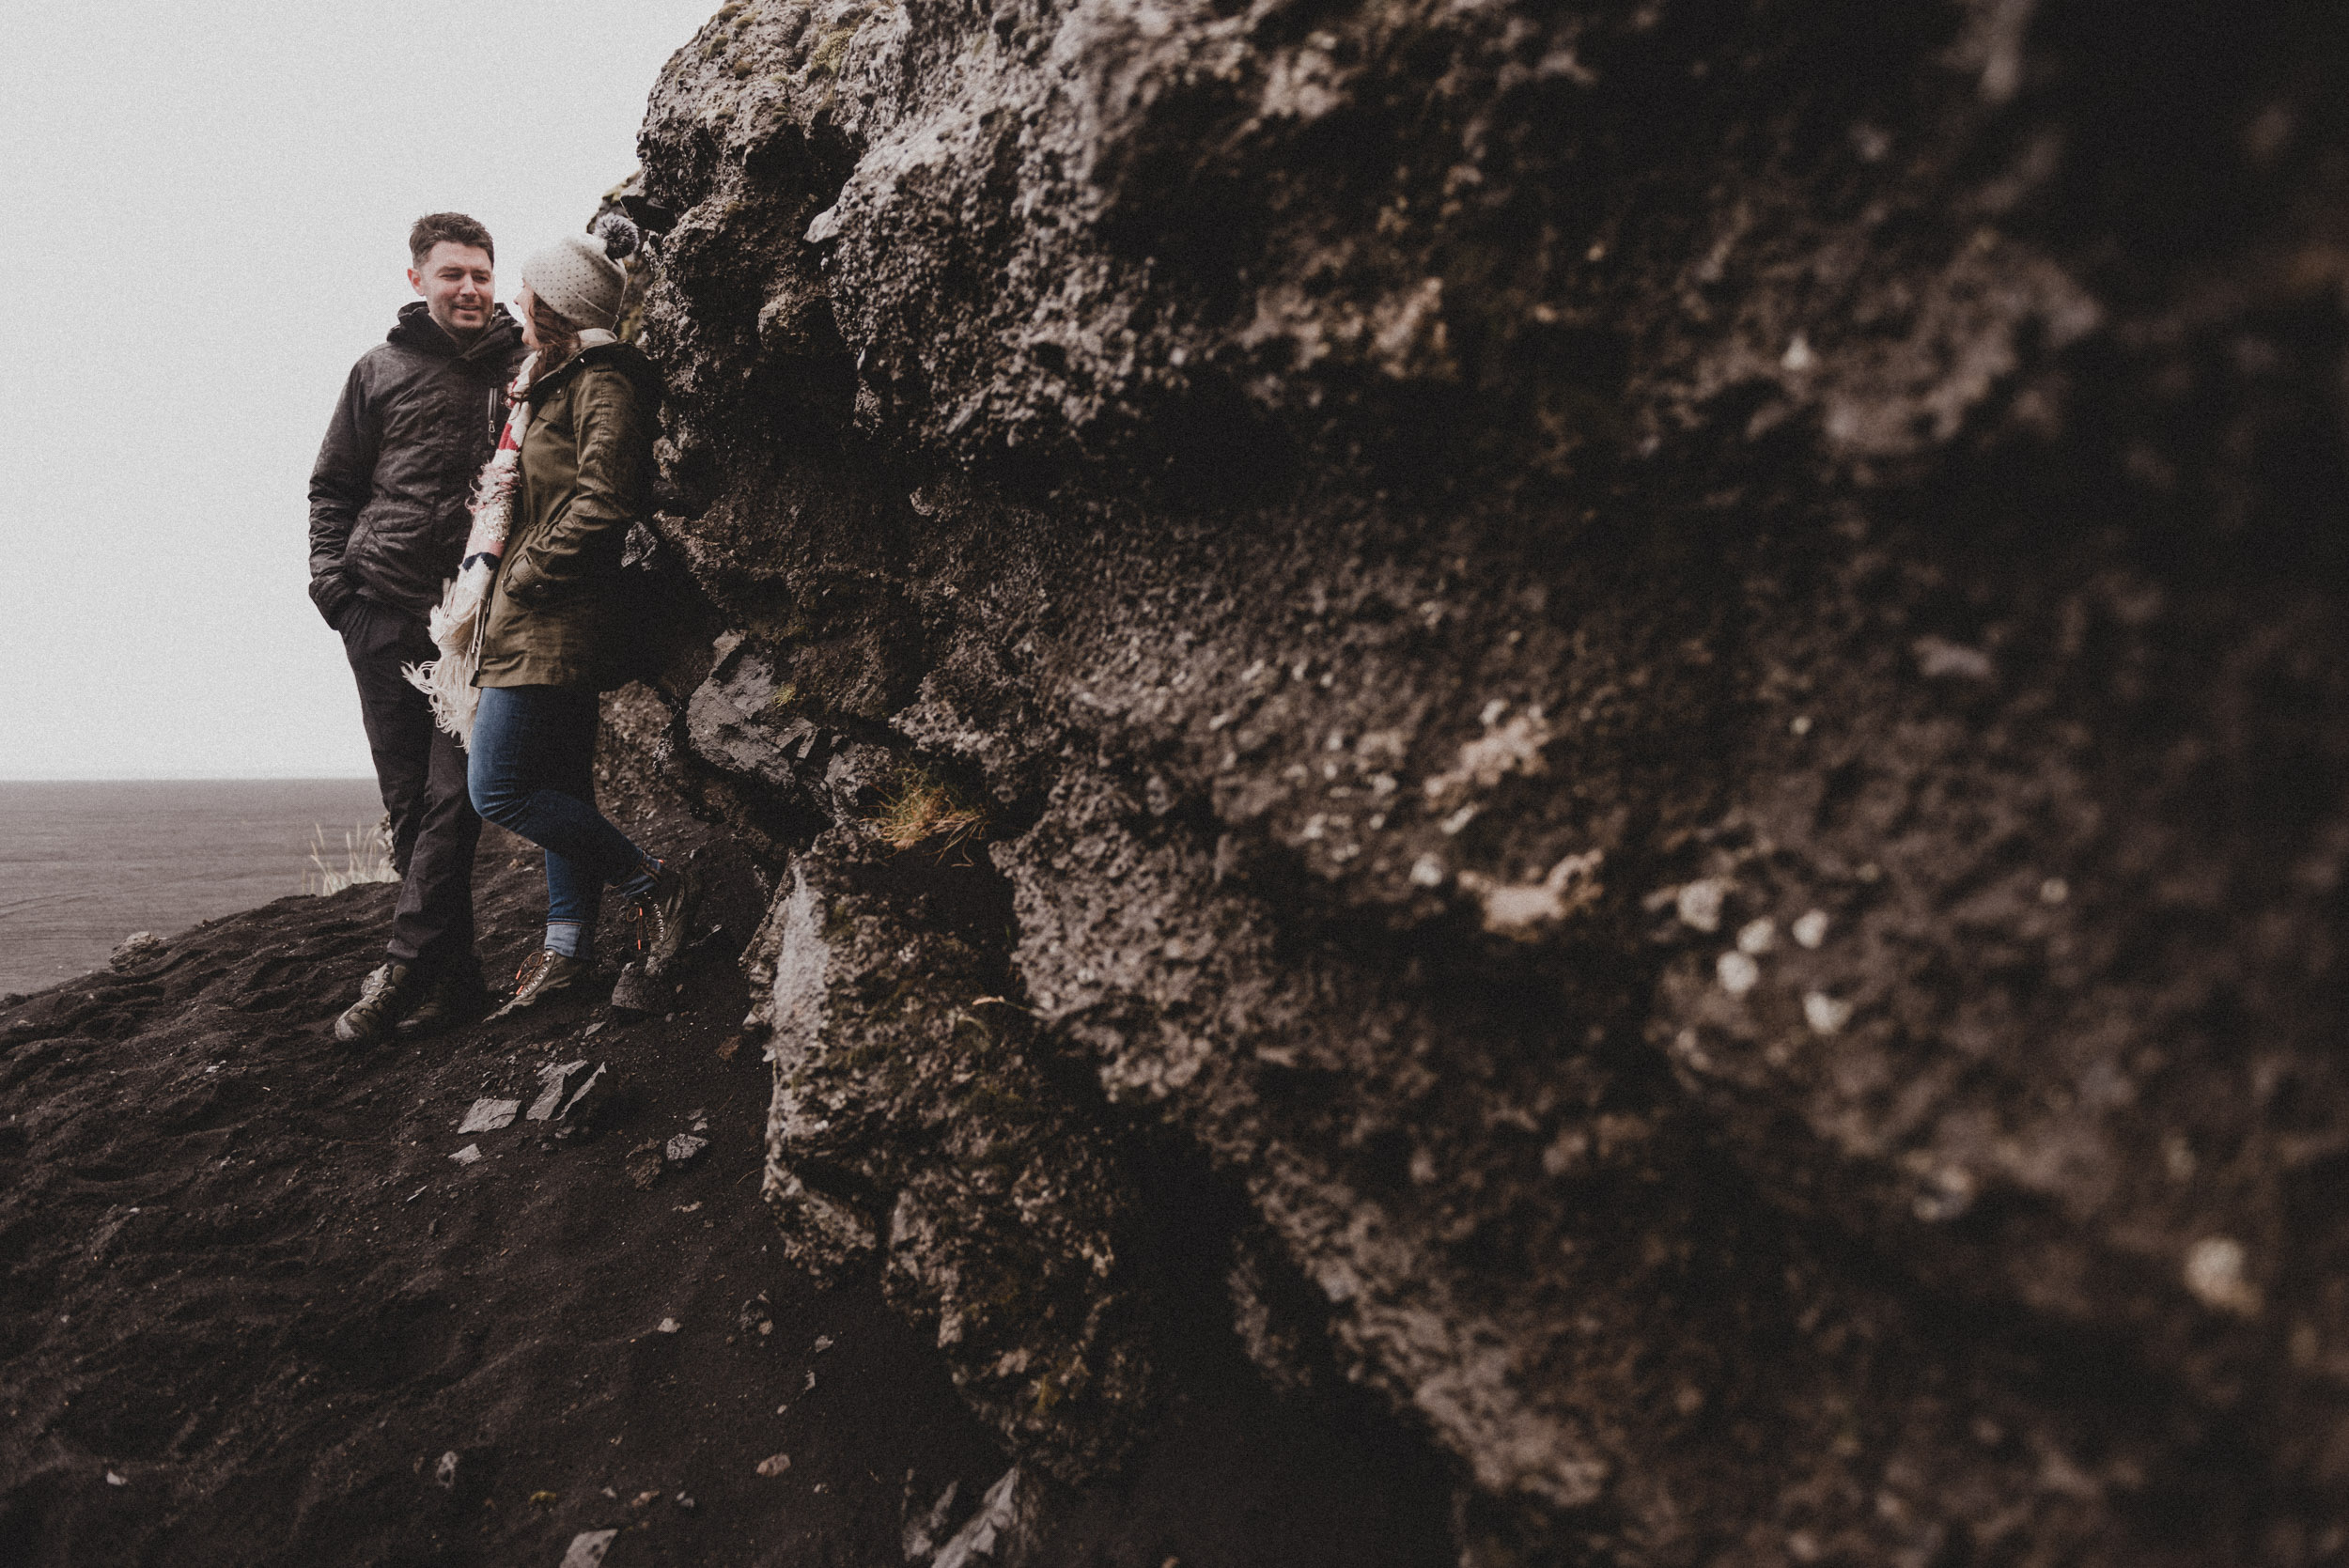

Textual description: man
[310,213,527,1043]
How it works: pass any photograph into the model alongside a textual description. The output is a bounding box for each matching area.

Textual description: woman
[464,218,696,1015]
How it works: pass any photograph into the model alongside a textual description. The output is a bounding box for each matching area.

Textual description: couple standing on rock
[307,211,700,1045]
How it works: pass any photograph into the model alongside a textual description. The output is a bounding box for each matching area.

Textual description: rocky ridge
[593,1,2349,1561]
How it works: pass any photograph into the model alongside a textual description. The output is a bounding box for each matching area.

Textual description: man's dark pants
[339,597,480,973]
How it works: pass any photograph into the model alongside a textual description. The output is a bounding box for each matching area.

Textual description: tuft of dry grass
[303,816,400,895]
[867,768,987,859]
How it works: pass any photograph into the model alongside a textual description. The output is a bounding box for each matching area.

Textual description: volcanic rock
[606,0,2349,1560]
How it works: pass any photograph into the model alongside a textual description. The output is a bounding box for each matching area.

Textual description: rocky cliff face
[607,0,2349,1560]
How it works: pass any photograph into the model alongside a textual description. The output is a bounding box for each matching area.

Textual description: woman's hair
[525,292,585,393]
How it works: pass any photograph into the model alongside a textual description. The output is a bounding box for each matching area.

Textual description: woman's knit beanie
[521,214,640,330]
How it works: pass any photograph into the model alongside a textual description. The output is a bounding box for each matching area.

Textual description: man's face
[408,241,495,337]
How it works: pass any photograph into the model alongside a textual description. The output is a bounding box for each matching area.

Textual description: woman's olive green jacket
[474,341,662,691]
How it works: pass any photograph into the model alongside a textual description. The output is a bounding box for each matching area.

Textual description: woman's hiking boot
[630,857,702,982]
[397,959,488,1038]
[491,949,592,1019]
[334,961,417,1045]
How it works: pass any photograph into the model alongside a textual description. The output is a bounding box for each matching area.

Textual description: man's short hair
[409,212,495,267]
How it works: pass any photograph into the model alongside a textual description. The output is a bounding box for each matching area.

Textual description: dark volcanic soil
[0,818,1451,1568]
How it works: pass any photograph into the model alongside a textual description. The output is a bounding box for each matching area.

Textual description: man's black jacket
[308,302,528,627]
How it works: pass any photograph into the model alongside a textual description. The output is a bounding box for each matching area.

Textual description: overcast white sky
[0,0,721,779]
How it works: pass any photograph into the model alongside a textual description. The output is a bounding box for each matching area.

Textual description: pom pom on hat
[521,217,636,330]
[591,211,640,262]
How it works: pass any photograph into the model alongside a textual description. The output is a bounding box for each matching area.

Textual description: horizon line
[0,774,379,784]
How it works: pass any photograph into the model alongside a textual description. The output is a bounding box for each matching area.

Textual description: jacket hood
[526,338,665,406]
[388,301,525,365]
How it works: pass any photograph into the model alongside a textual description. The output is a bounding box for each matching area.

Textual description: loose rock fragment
[934,1467,1022,1568]
[560,1530,618,1568]
[1912,635,1996,681]
[560,1063,611,1124]
[105,1469,128,1487]
[626,1141,665,1189]
[449,1144,483,1166]
[110,932,163,970]
[457,1098,521,1135]
[2185,1236,2263,1316]
[739,1293,774,1336]
[1717,952,1760,997]
[756,1452,793,1476]
[610,960,667,1015]
[656,1316,682,1335]
[1803,992,1853,1034]
[1676,879,1727,933]
[529,1061,591,1121]
[665,1133,709,1167]
[1792,909,1830,949]
[1457,849,1604,940]
[433,1451,459,1490]
[905,1477,961,1561]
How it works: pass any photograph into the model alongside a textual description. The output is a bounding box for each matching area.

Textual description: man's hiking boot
[334,961,418,1045]
[630,856,703,982]
[396,960,487,1038]
[491,948,592,1019]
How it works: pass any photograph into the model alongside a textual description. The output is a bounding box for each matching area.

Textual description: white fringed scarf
[404,329,614,743]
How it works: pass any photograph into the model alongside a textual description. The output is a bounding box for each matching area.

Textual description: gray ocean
[0,780,389,997]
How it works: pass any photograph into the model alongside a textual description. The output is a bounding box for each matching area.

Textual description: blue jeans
[467,685,656,931]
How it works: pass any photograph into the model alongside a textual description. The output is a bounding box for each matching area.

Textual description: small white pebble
[1792,909,1830,949]
[106,1471,127,1487]
[1789,714,1812,736]
[1409,856,1447,888]
[2184,1236,2262,1317]
[2163,1135,2197,1181]
[1803,992,1852,1034]
[1736,918,1776,955]
[1676,879,1726,933]
[449,1144,482,1166]
[656,1317,681,1335]
[755,1452,792,1477]
[1781,333,1816,372]
[1717,952,1760,997]
[813,1335,833,1354]
[2039,877,2069,906]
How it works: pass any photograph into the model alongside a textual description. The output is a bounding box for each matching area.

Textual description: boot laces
[512,949,552,993]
